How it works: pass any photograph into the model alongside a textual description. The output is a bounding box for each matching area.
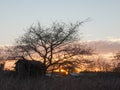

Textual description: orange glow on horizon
[53,68,69,75]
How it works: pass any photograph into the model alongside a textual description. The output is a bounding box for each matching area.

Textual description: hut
[15,59,46,76]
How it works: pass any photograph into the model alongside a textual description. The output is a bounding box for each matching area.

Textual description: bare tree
[112,52,120,72]
[13,20,93,74]
[0,46,14,60]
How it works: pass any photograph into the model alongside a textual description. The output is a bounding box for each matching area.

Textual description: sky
[0,0,120,45]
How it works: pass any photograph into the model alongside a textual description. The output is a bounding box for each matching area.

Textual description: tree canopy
[4,21,92,73]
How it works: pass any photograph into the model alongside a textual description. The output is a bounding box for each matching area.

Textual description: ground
[0,71,120,90]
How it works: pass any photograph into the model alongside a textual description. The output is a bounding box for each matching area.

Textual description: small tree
[112,52,120,72]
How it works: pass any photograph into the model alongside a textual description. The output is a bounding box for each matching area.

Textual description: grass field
[0,71,120,90]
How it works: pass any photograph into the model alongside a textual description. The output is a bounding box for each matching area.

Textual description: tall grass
[0,71,120,90]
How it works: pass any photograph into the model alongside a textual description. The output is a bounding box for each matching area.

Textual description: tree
[0,46,19,60]
[112,52,120,72]
[14,21,92,74]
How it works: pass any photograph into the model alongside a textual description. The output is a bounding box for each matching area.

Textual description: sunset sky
[0,0,120,45]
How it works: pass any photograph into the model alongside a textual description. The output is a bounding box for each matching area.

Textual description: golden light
[60,68,68,75]
[60,69,65,72]
[54,68,68,75]
[75,68,81,73]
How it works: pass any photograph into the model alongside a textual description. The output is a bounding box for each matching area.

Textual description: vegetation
[112,52,120,72]
[14,21,85,73]
[0,21,120,90]
[0,71,120,90]
[1,21,92,75]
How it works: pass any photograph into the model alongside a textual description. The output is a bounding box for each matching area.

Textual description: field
[0,71,120,90]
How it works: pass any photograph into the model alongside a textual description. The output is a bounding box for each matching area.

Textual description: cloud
[108,38,120,42]
[85,40,120,54]
[105,37,120,42]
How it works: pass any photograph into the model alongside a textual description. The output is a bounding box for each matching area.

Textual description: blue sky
[0,0,120,45]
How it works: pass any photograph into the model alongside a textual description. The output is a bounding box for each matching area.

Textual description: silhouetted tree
[14,21,86,73]
[6,19,94,75]
[112,52,120,72]
[0,46,18,60]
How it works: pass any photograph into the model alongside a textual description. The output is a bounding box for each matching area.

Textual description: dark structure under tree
[15,59,47,76]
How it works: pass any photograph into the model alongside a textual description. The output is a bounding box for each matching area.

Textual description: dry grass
[0,71,120,90]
